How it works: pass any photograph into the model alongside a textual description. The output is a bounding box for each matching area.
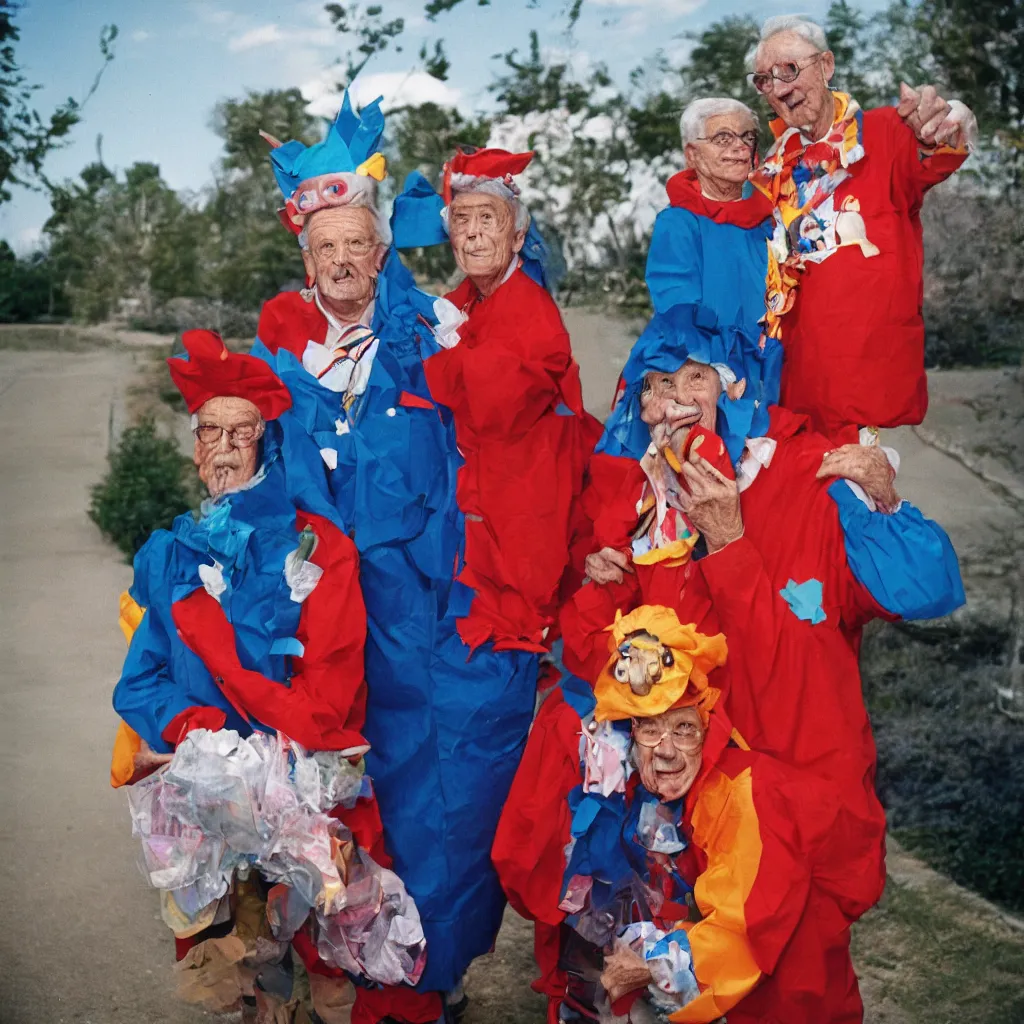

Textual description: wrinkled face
[633,706,704,802]
[640,360,722,451]
[613,630,675,697]
[448,192,526,286]
[301,206,386,313]
[193,396,263,498]
[684,112,758,186]
[754,31,835,133]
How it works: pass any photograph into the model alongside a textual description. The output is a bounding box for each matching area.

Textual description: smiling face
[633,706,704,802]
[301,206,386,320]
[193,396,263,499]
[684,111,758,188]
[640,360,722,453]
[448,192,526,294]
[754,30,835,137]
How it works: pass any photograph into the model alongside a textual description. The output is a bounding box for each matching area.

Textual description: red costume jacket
[424,267,599,652]
[773,108,966,438]
[563,407,893,918]
[494,686,870,1023]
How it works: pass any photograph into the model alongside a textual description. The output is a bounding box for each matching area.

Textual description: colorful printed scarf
[750,92,874,342]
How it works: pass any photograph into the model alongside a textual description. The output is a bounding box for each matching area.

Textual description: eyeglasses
[695,129,759,150]
[193,421,264,448]
[631,718,703,752]
[314,237,376,259]
[750,54,823,94]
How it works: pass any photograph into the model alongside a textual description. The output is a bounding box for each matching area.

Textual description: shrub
[89,418,199,559]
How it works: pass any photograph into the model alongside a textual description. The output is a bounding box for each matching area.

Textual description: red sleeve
[884,107,967,209]
[424,305,571,441]
[161,706,228,747]
[171,514,368,752]
[492,688,583,926]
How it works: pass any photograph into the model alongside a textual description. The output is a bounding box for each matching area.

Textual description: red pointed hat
[167,330,292,420]
[442,147,534,206]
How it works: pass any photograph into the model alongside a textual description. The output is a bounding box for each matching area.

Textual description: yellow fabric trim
[356,153,387,181]
[669,766,763,1022]
[111,592,145,788]
[632,532,699,568]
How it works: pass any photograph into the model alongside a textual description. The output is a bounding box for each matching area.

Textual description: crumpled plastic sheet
[635,799,686,855]
[618,921,700,1010]
[127,728,425,986]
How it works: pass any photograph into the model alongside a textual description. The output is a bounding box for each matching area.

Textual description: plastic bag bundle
[126,728,425,985]
[315,847,427,986]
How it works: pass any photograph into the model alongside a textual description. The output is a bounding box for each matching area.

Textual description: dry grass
[0,322,122,351]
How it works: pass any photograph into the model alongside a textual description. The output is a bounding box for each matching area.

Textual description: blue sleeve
[112,605,194,754]
[645,208,704,315]
[829,480,965,620]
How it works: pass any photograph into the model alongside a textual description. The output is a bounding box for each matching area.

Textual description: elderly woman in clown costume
[495,604,878,1023]
[552,305,964,1021]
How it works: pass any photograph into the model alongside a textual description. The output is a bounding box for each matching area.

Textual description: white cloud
[131,29,151,43]
[228,24,285,52]
[302,68,463,120]
[16,226,43,255]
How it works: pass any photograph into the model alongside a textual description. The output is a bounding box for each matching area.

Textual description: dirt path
[0,346,206,1024]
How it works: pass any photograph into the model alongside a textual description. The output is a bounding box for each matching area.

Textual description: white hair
[750,15,829,70]
[680,97,758,151]
[297,186,393,250]
[443,174,531,233]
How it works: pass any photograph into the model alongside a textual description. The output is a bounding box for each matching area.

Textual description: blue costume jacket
[255,253,538,992]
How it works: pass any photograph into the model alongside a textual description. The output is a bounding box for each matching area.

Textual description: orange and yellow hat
[593,605,727,726]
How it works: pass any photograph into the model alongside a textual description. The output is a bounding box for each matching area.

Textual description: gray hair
[680,97,758,152]
[445,175,531,233]
[297,191,393,251]
[750,15,829,69]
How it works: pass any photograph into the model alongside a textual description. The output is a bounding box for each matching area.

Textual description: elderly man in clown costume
[394,146,600,651]
[560,304,964,1020]
[749,13,977,441]
[496,605,878,1023]
[112,330,426,1022]
[252,98,593,1023]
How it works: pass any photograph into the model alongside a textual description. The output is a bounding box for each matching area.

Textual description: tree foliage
[0,0,116,203]
[89,417,199,560]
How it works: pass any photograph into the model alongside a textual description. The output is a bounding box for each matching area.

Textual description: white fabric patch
[737,436,778,493]
[432,297,468,350]
[198,560,227,603]
[320,447,338,470]
[284,549,324,604]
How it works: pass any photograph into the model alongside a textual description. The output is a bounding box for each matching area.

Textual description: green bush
[89,418,198,559]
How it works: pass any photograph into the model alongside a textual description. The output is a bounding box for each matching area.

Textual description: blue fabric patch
[269,637,305,657]
[554,402,575,417]
[779,577,827,624]
[829,480,965,620]
[560,672,598,720]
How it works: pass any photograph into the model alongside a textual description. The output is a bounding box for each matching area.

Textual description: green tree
[204,88,322,311]
[0,240,69,321]
[0,0,116,203]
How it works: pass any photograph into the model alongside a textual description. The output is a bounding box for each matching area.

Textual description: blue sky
[4,0,883,251]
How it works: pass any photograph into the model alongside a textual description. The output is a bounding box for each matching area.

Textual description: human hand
[679,439,743,553]
[585,546,634,585]
[601,945,653,1004]
[816,443,899,512]
[133,738,173,775]
[897,83,954,147]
